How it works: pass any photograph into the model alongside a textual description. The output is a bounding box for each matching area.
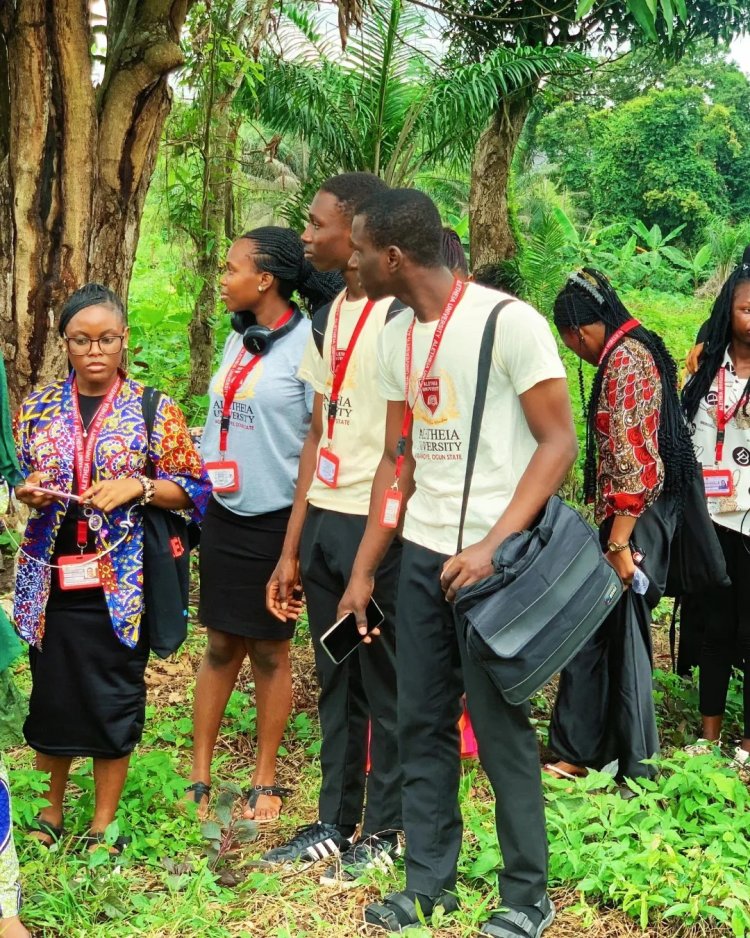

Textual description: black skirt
[199,496,294,640]
[25,586,150,759]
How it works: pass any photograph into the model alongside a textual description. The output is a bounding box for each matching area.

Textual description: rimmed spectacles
[64,335,125,355]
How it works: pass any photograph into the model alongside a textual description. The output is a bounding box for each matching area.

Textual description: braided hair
[682,246,750,422]
[59,283,125,336]
[240,227,343,313]
[441,227,469,279]
[553,268,696,511]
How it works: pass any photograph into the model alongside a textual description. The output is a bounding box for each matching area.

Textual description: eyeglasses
[64,335,125,355]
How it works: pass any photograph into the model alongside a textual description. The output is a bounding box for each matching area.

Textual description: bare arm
[441,377,578,601]
[337,400,415,632]
[265,391,324,621]
[79,477,192,512]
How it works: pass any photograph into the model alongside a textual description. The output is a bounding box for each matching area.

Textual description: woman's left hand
[80,478,144,512]
[606,546,636,588]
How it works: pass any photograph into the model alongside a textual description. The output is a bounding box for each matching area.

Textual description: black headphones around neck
[231,307,303,356]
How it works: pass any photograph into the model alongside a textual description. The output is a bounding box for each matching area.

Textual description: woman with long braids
[186,227,341,821]
[546,268,696,782]
[681,248,750,767]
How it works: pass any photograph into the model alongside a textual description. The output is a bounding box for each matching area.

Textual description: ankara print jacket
[593,336,664,525]
[13,375,211,649]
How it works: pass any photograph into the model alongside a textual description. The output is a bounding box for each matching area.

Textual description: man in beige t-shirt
[264,173,405,884]
[340,189,577,936]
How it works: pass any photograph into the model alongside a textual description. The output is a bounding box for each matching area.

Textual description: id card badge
[316,448,340,488]
[58,554,101,590]
[380,488,403,529]
[703,468,734,497]
[205,460,240,493]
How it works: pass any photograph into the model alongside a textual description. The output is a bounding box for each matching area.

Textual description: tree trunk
[0,1,194,409]
[469,91,534,270]
[188,86,242,399]
[186,0,274,398]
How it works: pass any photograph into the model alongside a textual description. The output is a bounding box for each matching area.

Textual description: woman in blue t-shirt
[186,228,340,821]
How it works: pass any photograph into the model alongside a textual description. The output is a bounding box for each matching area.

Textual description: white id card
[57,554,101,590]
[205,461,240,493]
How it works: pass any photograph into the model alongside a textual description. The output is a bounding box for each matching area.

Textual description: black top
[53,393,104,558]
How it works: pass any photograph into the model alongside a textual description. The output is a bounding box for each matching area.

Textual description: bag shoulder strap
[386,297,407,321]
[141,386,163,479]
[457,298,514,554]
[312,300,333,356]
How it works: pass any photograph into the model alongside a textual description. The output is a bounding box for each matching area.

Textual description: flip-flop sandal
[364,890,459,932]
[184,781,211,806]
[244,785,292,824]
[481,895,556,938]
[542,763,587,781]
[27,818,64,847]
[80,831,131,856]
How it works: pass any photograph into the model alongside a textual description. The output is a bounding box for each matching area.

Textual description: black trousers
[397,540,548,904]
[682,523,750,738]
[549,501,675,780]
[299,506,402,834]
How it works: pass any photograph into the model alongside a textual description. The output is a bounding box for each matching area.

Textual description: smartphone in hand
[320,598,385,665]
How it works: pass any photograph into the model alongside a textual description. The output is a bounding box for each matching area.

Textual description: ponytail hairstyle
[682,245,750,422]
[441,227,469,279]
[58,283,125,336]
[240,227,343,314]
[553,268,696,511]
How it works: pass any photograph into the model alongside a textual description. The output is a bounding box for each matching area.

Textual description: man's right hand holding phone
[337,570,380,643]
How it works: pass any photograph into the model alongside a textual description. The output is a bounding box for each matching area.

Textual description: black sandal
[80,831,131,856]
[364,890,459,932]
[481,896,556,938]
[184,781,212,807]
[27,818,64,847]
[244,785,292,823]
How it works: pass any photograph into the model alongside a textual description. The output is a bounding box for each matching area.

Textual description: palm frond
[422,46,592,169]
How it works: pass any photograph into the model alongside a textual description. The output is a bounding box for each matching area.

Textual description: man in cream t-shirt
[264,173,404,883]
[339,188,578,937]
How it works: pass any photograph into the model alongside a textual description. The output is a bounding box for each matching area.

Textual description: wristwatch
[607,541,630,553]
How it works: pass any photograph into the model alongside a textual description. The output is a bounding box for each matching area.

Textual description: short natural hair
[357,189,443,267]
[319,172,388,222]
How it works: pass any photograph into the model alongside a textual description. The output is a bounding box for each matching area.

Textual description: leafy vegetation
[5,3,750,936]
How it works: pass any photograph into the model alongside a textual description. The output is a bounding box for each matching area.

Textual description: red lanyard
[71,376,122,546]
[326,295,375,444]
[597,318,640,365]
[715,367,741,463]
[394,278,466,482]
[219,307,294,455]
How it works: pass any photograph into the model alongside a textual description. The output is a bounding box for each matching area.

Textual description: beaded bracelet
[134,474,156,506]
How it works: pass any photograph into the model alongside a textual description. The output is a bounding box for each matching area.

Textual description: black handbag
[140,387,194,659]
[662,466,730,597]
[453,304,623,707]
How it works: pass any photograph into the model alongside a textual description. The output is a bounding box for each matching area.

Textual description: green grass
[7,624,750,938]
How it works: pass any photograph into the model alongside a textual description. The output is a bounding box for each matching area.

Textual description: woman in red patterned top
[545,269,696,782]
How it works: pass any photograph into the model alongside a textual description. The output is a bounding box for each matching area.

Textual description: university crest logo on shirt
[421,377,440,415]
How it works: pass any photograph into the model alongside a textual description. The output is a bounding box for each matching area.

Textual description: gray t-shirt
[201,317,313,516]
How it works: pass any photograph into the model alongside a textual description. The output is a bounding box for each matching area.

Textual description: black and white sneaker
[260,822,352,867]
[319,834,402,887]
